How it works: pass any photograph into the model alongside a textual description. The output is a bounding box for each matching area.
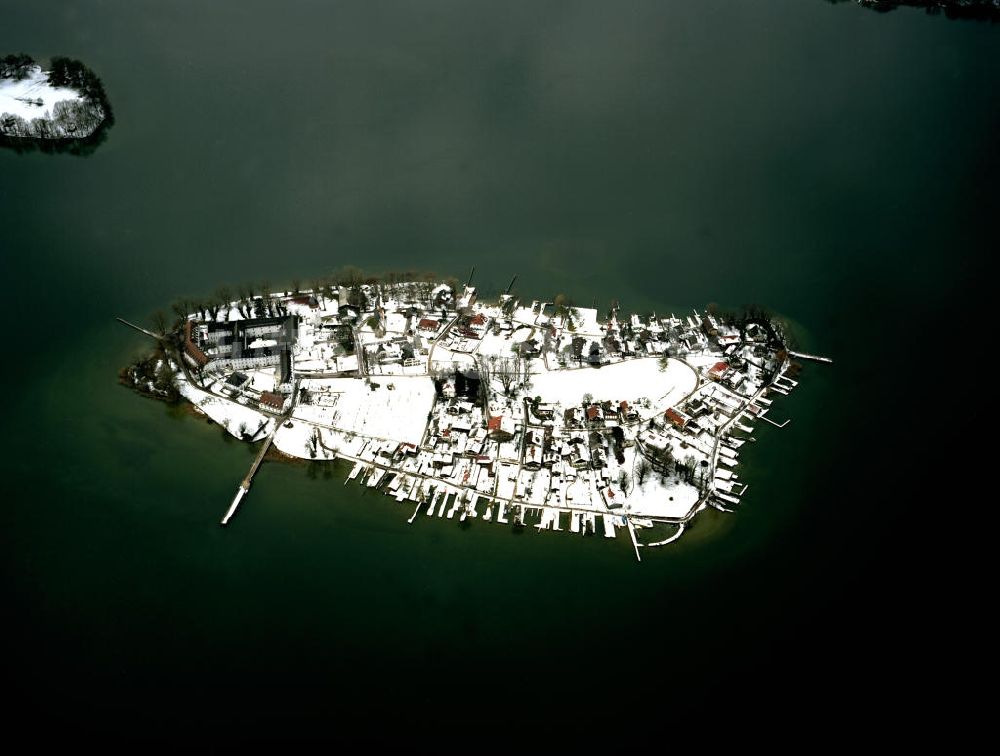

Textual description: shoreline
[122,273,827,558]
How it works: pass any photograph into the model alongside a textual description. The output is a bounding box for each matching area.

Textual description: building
[665,407,691,428]
[619,401,639,422]
[708,361,729,381]
[223,371,251,396]
[487,415,516,440]
[199,315,299,372]
[259,391,286,413]
[417,318,440,335]
[183,319,209,367]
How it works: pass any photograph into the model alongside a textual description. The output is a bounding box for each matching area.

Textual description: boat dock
[789,351,833,364]
[221,424,278,526]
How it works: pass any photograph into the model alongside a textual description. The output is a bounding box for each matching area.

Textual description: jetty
[116,317,162,341]
[788,351,833,364]
[221,424,278,526]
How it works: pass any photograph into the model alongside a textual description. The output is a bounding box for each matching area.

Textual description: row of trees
[157,266,465,332]
[475,355,530,403]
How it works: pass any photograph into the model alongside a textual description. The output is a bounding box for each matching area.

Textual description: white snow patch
[528,358,696,413]
[0,66,82,121]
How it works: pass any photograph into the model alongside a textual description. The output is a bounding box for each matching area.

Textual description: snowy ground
[177,378,274,441]
[624,473,700,519]
[528,357,697,416]
[1,66,81,121]
[294,375,434,446]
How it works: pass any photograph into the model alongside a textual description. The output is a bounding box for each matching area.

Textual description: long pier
[221,429,278,526]
[115,317,162,340]
[788,351,833,364]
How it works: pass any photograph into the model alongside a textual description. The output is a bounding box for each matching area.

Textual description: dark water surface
[1,0,995,742]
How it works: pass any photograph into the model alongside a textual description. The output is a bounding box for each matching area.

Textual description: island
[1,54,109,141]
[121,273,829,559]
[830,0,1000,20]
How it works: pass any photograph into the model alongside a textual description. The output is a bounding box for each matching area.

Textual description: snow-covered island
[122,274,827,559]
[1,54,108,140]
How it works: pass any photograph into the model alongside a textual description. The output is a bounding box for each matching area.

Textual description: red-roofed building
[618,401,639,422]
[259,391,285,412]
[586,405,603,423]
[708,362,729,380]
[665,407,690,428]
[183,320,209,367]
[487,415,515,439]
[417,318,440,332]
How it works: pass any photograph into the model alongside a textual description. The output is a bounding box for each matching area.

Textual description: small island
[121,272,829,559]
[1,54,109,141]
[833,0,1000,20]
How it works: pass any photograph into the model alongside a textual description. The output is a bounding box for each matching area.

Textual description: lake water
[1,0,995,742]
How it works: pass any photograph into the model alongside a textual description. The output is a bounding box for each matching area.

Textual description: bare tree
[150,310,168,336]
[492,356,524,397]
[215,286,232,320]
[637,457,652,485]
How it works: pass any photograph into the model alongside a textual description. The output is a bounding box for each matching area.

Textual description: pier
[788,351,833,364]
[221,427,279,526]
[115,317,163,341]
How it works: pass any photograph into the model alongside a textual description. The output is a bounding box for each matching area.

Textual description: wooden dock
[221,424,278,526]
[788,350,833,364]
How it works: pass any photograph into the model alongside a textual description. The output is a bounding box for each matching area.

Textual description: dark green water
[1,0,995,742]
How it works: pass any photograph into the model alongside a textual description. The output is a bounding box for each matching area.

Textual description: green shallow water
[1,0,994,740]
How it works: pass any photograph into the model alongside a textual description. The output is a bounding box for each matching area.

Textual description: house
[569,444,590,468]
[618,401,639,422]
[259,391,286,413]
[588,341,609,365]
[417,318,440,334]
[534,403,555,420]
[446,400,474,415]
[708,361,729,381]
[290,294,319,309]
[487,415,516,440]
[665,407,691,428]
[564,407,584,427]
[585,405,603,424]
[524,445,542,470]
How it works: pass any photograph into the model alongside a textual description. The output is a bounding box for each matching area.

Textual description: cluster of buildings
[167,276,802,555]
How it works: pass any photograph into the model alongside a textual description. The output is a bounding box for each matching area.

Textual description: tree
[150,310,168,336]
[215,287,232,320]
[617,469,631,494]
[637,458,652,485]
[492,356,524,397]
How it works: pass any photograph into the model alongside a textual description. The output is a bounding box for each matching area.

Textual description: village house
[665,407,692,428]
[259,391,286,413]
[618,401,639,423]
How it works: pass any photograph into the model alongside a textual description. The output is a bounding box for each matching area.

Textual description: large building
[192,315,299,372]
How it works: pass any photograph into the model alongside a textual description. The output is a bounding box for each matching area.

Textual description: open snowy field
[297,375,434,445]
[625,476,700,519]
[529,357,696,415]
[178,379,273,441]
[1,66,81,120]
